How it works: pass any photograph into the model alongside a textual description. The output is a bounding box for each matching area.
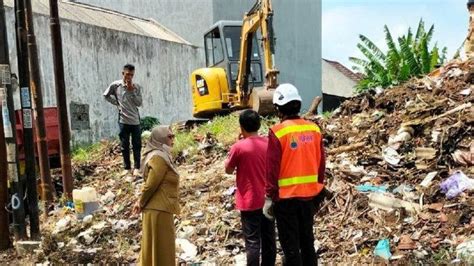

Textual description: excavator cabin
[190,0,278,118]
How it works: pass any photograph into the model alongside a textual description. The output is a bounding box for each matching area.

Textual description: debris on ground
[307,58,473,264]
[0,59,473,264]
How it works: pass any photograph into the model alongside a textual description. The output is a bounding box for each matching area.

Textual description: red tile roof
[323,59,364,83]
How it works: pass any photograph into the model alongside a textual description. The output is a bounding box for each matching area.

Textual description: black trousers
[241,209,276,266]
[118,123,141,170]
[274,199,317,266]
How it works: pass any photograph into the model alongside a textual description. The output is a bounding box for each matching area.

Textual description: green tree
[350,19,447,92]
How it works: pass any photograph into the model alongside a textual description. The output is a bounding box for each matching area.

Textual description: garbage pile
[311,58,473,263]
[31,133,254,264]
[4,60,473,264]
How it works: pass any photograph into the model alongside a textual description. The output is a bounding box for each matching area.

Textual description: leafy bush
[140,116,160,131]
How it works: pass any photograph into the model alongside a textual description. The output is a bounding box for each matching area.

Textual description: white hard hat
[273,83,302,106]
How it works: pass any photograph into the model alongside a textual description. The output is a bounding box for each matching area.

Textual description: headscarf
[140,125,176,176]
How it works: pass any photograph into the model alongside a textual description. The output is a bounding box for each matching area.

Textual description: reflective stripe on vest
[274,124,320,139]
[278,174,318,187]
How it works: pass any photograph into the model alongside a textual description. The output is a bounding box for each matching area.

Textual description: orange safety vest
[271,118,324,199]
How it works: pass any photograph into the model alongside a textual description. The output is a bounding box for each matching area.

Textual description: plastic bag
[440,171,474,199]
[374,239,392,260]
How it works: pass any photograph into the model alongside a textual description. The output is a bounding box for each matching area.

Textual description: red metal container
[15,107,60,161]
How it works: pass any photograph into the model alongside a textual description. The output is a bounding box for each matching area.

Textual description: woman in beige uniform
[133,125,179,266]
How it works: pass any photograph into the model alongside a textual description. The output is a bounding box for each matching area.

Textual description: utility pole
[0,0,27,240]
[49,0,73,199]
[24,0,56,207]
[0,87,11,250]
[15,0,39,239]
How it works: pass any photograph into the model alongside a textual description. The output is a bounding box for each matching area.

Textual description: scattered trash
[397,235,416,250]
[355,184,388,193]
[234,253,246,265]
[73,187,99,219]
[77,228,95,245]
[5,59,472,264]
[91,221,107,231]
[191,211,204,218]
[53,217,73,234]
[456,239,474,262]
[368,193,421,214]
[112,219,131,232]
[16,241,41,256]
[388,126,413,147]
[452,144,474,166]
[420,172,438,188]
[413,249,428,259]
[360,171,378,182]
[374,239,392,260]
[440,171,474,199]
[426,202,444,212]
[176,238,198,261]
[371,110,385,122]
[392,184,414,194]
[100,190,116,204]
[415,147,437,160]
[459,88,471,96]
[223,186,236,196]
[383,147,402,166]
[82,215,93,224]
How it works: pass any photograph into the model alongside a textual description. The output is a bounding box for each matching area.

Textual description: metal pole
[49,0,73,199]
[15,0,39,239]
[0,88,11,250]
[24,0,56,207]
[0,0,27,240]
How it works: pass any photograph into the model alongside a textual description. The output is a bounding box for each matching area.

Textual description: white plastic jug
[73,187,99,218]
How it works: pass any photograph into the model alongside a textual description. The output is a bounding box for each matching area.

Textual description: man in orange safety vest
[263,83,326,265]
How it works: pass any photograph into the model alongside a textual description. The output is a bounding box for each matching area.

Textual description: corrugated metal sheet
[4,0,190,44]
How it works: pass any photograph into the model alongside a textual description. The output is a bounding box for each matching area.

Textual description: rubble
[15,241,41,256]
[308,58,473,264]
[1,59,472,264]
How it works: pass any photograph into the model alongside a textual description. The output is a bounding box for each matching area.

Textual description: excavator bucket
[250,88,275,116]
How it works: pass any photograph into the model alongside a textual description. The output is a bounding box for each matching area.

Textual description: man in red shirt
[264,83,326,266]
[225,110,276,266]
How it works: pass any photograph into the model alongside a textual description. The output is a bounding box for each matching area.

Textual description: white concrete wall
[5,6,201,144]
[322,60,357,98]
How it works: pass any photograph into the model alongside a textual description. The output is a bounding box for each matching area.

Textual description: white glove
[262,197,274,220]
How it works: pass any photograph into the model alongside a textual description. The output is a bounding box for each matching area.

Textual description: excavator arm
[236,0,279,106]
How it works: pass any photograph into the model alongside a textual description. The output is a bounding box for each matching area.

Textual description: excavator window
[205,28,224,66]
[222,26,260,61]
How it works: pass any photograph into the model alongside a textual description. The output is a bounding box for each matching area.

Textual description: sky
[322,0,469,69]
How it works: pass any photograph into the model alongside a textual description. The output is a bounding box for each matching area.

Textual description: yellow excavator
[190,0,279,118]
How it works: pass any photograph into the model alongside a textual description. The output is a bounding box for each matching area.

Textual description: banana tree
[350,19,447,92]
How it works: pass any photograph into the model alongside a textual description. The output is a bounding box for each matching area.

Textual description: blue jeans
[118,123,141,170]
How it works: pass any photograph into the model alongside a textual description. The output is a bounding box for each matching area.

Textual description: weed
[72,142,102,163]
[322,111,333,119]
[172,131,198,157]
[430,248,453,264]
[196,114,240,146]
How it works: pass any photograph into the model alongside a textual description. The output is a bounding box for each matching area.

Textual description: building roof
[4,0,190,45]
[323,59,363,83]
